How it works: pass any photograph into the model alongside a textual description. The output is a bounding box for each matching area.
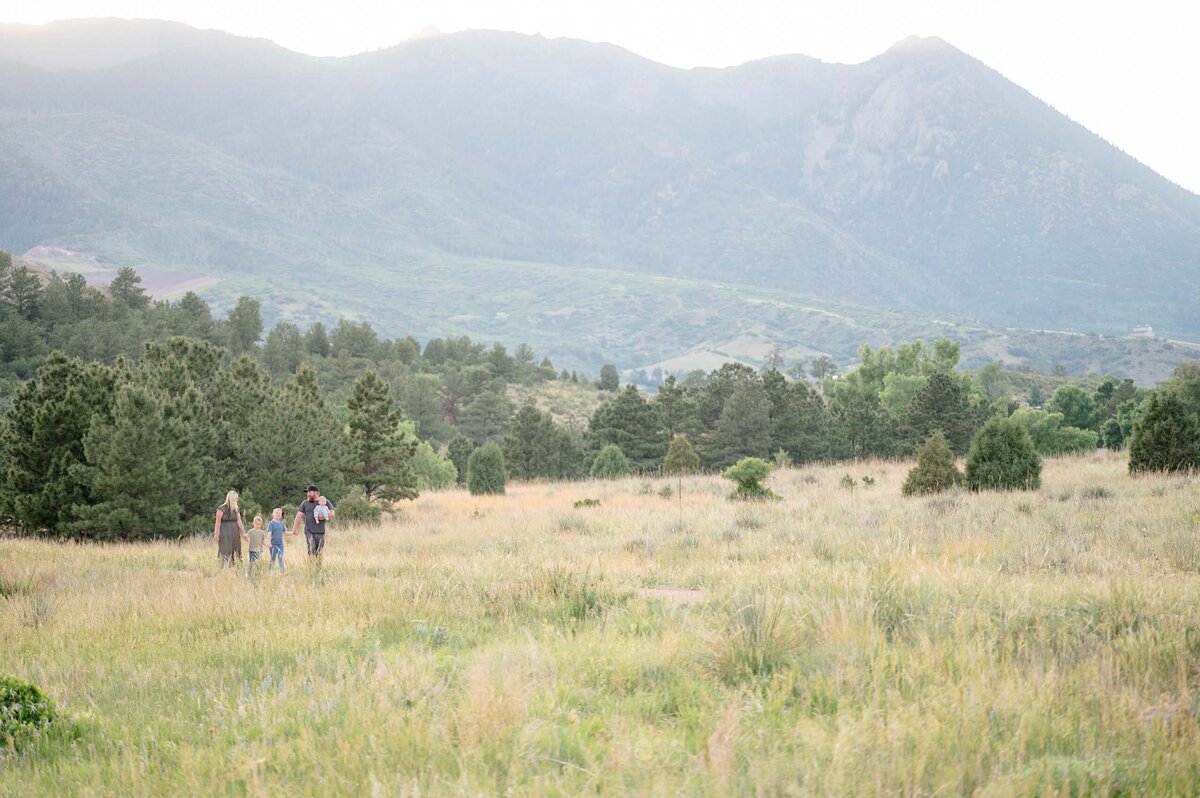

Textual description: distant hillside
[1,19,1198,376]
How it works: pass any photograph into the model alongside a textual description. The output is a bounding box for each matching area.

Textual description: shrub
[0,675,55,744]
[573,498,601,509]
[467,442,507,495]
[722,457,778,501]
[590,444,631,479]
[334,485,382,525]
[1128,392,1200,474]
[965,417,1042,491]
[411,441,457,490]
[839,474,856,490]
[902,430,963,496]
[706,595,801,685]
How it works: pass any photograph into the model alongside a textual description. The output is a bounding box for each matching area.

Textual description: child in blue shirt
[267,508,291,571]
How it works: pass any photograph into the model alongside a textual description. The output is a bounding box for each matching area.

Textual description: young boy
[267,508,289,571]
[314,495,331,525]
[245,515,266,564]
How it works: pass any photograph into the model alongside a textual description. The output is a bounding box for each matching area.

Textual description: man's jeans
[306,531,326,558]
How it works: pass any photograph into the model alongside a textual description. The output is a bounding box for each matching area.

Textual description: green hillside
[1,20,1198,376]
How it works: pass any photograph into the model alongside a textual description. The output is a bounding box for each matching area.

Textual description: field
[3,451,1200,795]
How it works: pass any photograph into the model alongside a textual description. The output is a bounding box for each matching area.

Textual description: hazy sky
[2,1,1197,194]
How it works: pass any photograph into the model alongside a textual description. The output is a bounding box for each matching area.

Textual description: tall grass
[2,450,1200,794]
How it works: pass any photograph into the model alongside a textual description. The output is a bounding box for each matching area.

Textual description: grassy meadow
[3,450,1200,795]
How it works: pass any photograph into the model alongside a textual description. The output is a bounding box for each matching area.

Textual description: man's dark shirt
[298,499,335,535]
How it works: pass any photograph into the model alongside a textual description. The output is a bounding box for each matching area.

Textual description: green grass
[2,451,1200,795]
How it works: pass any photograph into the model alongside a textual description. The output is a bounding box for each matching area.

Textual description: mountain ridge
[1,19,1197,377]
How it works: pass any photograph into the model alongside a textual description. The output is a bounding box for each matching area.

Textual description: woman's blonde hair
[224,490,239,512]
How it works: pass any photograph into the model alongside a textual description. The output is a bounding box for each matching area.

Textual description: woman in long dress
[214,490,246,565]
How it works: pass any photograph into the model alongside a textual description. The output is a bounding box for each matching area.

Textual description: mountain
[1,19,1198,377]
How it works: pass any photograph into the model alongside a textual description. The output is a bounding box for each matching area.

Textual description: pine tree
[263,322,305,379]
[1128,392,1200,474]
[108,267,150,311]
[238,367,348,508]
[598,364,619,392]
[447,433,474,486]
[459,387,515,445]
[764,373,832,464]
[171,292,217,341]
[586,385,668,472]
[467,442,507,495]
[305,322,332,357]
[902,430,962,496]
[225,297,263,354]
[900,371,983,456]
[0,352,115,535]
[68,383,189,541]
[708,379,773,469]
[965,417,1042,491]
[505,401,554,480]
[346,371,418,503]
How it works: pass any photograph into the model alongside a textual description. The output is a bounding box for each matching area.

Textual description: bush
[334,485,382,525]
[590,444,631,479]
[467,442,507,495]
[722,457,778,501]
[1128,392,1200,474]
[411,441,457,490]
[965,417,1042,491]
[902,430,963,496]
[0,675,55,745]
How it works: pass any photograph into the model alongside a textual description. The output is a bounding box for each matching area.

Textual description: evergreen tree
[0,353,114,535]
[171,292,217,341]
[332,320,380,359]
[965,417,1042,491]
[827,378,894,459]
[346,371,418,503]
[68,382,189,540]
[238,366,348,508]
[3,265,42,320]
[586,385,668,472]
[653,374,700,439]
[694,363,758,432]
[1128,392,1200,474]
[809,355,839,381]
[764,371,832,464]
[108,267,150,311]
[598,364,620,392]
[467,442,507,495]
[225,296,263,354]
[399,374,453,443]
[305,322,331,357]
[902,430,962,496]
[708,379,773,469]
[447,433,474,486]
[263,322,305,379]
[900,371,983,456]
[459,386,515,445]
[590,444,632,479]
[663,433,700,475]
[505,401,552,480]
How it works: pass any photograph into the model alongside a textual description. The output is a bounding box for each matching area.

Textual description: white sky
[2,0,1197,194]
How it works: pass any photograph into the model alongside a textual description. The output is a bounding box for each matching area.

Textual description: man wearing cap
[292,484,335,560]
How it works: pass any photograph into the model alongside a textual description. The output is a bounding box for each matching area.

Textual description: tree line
[2,254,1199,540]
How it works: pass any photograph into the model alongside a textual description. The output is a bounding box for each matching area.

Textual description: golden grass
[3,450,1200,795]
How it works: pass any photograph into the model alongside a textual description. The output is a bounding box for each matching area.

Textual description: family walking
[214,484,336,568]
